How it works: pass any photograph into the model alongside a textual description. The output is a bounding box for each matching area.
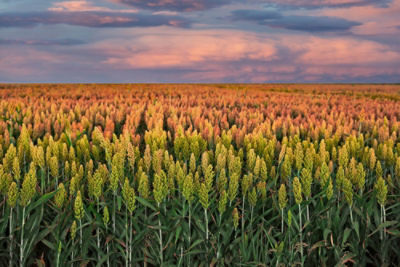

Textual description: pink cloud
[95,29,400,81]
[317,0,400,35]
[49,1,137,13]
[291,37,400,65]
[0,47,67,78]
[98,29,278,69]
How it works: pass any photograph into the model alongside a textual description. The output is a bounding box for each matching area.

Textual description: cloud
[0,38,86,46]
[231,9,282,21]
[48,0,137,13]
[96,30,278,69]
[291,36,400,65]
[231,10,361,32]
[261,0,391,9]
[109,0,230,11]
[0,11,190,28]
[317,0,400,36]
[108,0,391,12]
[88,29,400,82]
[265,15,361,32]
[1,30,400,82]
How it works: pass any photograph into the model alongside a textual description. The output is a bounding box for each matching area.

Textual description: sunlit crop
[0,83,399,266]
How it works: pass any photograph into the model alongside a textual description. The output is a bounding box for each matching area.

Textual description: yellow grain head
[278,184,288,210]
[281,155,292,183]
[70,220,77,241]
[55,183,67,209]
[49,156,58,178]
[74,190,84,220]
[295,142,304,171]
[376,161,383,178]
[103,206,110,226]
[217,168,227,194]
[138,172,150,199]
[293,177,302,205]
[248,187,257,207]
[12,157,20,181]
[218,190,228,215]
[7,181,18,208]
[183,173,194,204]
[199,183,209,209]
[369,148,376,171]
[342,178,353,207]
[232,208,239,230]
[374,176,387,206]
[257,181,267,202]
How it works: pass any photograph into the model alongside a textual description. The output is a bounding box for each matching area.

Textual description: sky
[0,0,399,83]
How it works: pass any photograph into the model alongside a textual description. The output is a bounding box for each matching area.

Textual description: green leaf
[342,228,351,246]
[136,196,157,211]
[28,191,57,213]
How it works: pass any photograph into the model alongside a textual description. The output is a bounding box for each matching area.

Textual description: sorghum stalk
[158,203,163,264]
[79,218,82,251]
[293,177,303,266]
[205,208,208,241]
[103,206,110,267]
[350,206,353,224]
[97,200,100,262]
[383,204,386,239]
[56,241,61,267]
[9,208,13,267]
[125,206,128,267]
[278,184,288,233]
[8,181,18,267]
[129,215,133,266]
[71,221,77,266]
[188,203,191,244]
[299,204,303,263]
[113,192,116,233]
[188,204,191,266]
[20,207,25,267]
[375,176,387,240]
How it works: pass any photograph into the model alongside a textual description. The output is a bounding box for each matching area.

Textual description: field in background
[0,84,400,266]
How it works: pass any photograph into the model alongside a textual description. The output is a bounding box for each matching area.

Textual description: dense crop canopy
[0,84,399,266]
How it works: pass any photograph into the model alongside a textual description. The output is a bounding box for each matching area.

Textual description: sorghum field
[1,83,400,266]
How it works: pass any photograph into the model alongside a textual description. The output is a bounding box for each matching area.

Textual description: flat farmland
[0,84,400,266]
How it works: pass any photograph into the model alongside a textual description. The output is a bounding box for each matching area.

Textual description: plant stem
[20,207,25,267]
[242,196,245,234]
[158,203,163,264]
[188,203,191,267]
[281,209,284,233]
[9,207,13,267]
[350,205,353,224]
[299,204,303,266]
[250,206,254,226]
[205,208,208,241]
[129,215,132,266]
[113,192,116,233]
[383,205,386,239]
[126,207,128,267]
[56,243,60,267]
[306,198,310,222]
[217,214,221,260]
[105,225,109,267]
[79,218,82,254]
[97,200,100,262]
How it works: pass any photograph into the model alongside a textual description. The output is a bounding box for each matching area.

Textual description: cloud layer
[0,11,189,28]
[0,0,399,82]
[231,9,361,32]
